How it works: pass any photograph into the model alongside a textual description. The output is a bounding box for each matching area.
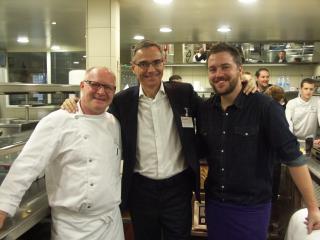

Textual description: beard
[210,75,239,96]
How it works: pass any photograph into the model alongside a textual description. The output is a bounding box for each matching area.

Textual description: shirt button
[87,205,91,209]
[221,149,224,153]
[225,113,229,116]
[90,183,94,186]
[88,159,92,163]
[84,135,88,140]
[75,115,79,119]
[221,185,225,189]
[221,168,224,172]
[222,131,226,135]
[245,132,249,136]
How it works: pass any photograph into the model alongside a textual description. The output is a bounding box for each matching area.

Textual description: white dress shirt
[135,82,187,179]
[285,96,320,141]
[0,103,122,223]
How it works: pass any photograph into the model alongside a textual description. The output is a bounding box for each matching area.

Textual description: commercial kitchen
[0,0,320,239]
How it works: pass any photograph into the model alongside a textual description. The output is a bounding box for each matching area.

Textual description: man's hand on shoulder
[60,96,79,113]
[242,77,258,95]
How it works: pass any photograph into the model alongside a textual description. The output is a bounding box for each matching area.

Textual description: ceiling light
[17,37,29,43]
[83,55,87,58]
[217,26,231,33]
[160,27,172,33]
[51,45,60,51]
[73,61,79,64]
[153,0,172,5]
[51,22,57,25]
[238,0,257,4]
[133,35,144,40]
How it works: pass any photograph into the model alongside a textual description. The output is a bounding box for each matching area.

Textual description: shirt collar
[212,91,245,110]
[139,81,166,99]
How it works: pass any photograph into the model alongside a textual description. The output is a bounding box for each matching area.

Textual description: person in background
[61,40,257,240]
[193,47,207,63]
[242,71,253,82]
[285,78,320,144]
[0,67,124,240]
[198,42,320,240]
[274,50,287,63]
[265,85,287,108]
[255,67,272,92]
[169,74,182,82]
[264,85,286,236]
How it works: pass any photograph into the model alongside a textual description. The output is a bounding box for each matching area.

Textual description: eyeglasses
[134,59,163,70]
[84,80,116,92]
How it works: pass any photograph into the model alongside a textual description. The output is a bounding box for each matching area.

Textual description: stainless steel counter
[0,177,49,240]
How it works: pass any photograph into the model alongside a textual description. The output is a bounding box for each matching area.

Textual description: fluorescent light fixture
[160,27,172,33]
[153,0,172,5]
[238,0,257,3]
[73,61,79,64]
[217,26,231,33]
[133,35,144,40]
[51,22,57,25]
[83,55,87,58]
[51,45,60,51]
[17,37,29,43]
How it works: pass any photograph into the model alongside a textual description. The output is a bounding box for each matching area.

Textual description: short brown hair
[207,42,242,66]
[300,78,315,88]
[132,40,163,60]
[264,85,285,102]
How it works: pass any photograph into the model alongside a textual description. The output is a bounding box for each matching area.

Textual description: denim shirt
[198,92,305,205]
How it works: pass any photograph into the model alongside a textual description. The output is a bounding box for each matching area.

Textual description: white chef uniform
[0,103,124,240]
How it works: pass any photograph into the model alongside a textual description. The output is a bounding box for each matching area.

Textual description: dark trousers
[129,169,193,240]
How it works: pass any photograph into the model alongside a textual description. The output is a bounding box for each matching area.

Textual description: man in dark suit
[109,40,201,240]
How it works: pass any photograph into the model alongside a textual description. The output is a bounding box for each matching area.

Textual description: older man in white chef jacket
[0,67,124,240]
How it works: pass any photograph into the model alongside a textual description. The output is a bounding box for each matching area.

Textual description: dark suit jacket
[109,81,201,210]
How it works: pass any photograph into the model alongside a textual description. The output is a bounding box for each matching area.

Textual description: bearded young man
[197,42,320,240]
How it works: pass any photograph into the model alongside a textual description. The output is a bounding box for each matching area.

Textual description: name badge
[181,116,194,128]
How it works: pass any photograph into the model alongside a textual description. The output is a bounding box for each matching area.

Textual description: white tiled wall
[164,64,319,91]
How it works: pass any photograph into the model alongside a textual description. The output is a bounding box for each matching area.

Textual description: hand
[313,139,320,146]
[0,210,8,229]
[60,96,79,113]
[242,78,258,95]
[305,208,320,234]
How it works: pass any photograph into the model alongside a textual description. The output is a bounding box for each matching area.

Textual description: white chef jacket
[285,96,320,141]
[0,104,123,239]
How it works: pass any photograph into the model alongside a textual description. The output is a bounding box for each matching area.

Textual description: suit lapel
[127,86,139,160]
[164,83,184,138]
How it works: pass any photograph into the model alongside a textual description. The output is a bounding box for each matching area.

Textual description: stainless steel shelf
[0,83,79,94]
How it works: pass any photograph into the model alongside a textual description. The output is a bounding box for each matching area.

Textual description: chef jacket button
[90,183,94,186]
[84,135,88,140]
[89,159,92,163]
[75,115,79,119]
[87,205,91,209]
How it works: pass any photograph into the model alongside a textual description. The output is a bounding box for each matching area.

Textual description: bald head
[80,67,116,115]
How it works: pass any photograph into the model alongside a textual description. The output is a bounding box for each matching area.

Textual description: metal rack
[0,141,49,240]
[0,83,79,95]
